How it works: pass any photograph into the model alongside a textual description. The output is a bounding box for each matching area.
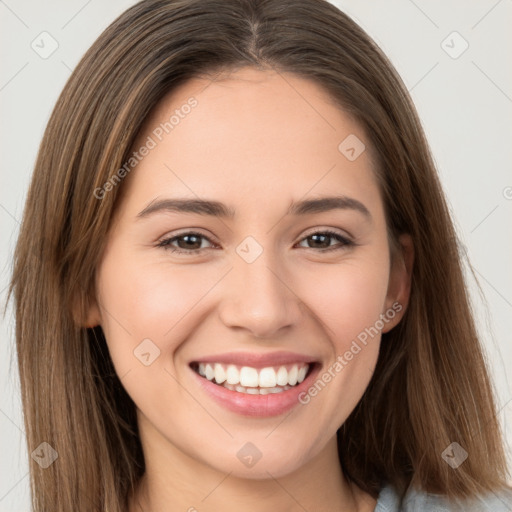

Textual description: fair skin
[86,67,413,512]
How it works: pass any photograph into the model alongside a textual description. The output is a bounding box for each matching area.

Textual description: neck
[129,413,376,512]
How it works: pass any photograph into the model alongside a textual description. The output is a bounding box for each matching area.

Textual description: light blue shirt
[374,483,512,511]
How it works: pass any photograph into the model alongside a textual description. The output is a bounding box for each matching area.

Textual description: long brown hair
[8,0,510,510]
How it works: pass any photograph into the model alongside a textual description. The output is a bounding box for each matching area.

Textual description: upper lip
[190,350,318,369]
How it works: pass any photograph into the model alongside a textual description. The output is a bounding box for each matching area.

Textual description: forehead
[116,67,383,223]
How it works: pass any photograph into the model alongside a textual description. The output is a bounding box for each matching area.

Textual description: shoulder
[375,482,512,512]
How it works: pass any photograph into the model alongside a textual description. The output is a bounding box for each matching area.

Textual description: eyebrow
[136,195,372,221]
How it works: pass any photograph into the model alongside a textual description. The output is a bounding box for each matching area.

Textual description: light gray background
[1,1,511,510]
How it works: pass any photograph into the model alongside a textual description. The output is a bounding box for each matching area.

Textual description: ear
[382,233,414,333]
[71,288,102,329]
[84,300,102,328]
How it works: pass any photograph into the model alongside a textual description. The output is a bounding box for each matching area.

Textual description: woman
[8,0,512,511]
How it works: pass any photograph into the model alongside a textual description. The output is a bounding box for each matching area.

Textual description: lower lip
[190,364,320,417]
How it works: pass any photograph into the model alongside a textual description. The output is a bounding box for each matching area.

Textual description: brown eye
[297,230,353,252]
[157,232,215,254]
[157,229,354,256]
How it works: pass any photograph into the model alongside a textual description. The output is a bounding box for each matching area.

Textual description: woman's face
[88,67,412,479]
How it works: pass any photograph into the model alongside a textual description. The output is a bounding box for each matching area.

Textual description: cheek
[94,254,215,416]
[292,257,389,422]
[299,258,390,346]
[294,265,388,436]
[95,250,226,363]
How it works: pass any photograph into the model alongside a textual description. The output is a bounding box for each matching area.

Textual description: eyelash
[156,229,354,255]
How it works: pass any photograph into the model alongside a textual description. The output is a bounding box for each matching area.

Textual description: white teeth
[226,365,239,385]
[240,366,259,387]
[205,364,214,381]
[222,382,292,394]
[258,367,277,388]
[288,365,298,386]
[276,366,288,386]
[214,363,226,384]
[194,361,310,392]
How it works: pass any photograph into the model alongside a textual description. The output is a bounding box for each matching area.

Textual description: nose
[217,246,303,339]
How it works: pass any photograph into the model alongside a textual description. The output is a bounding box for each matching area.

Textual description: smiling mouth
[190,361,314,395]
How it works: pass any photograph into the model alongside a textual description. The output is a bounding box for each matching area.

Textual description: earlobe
[72,292,102,328]
[84,301,102,328]
[382,233,414,333]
